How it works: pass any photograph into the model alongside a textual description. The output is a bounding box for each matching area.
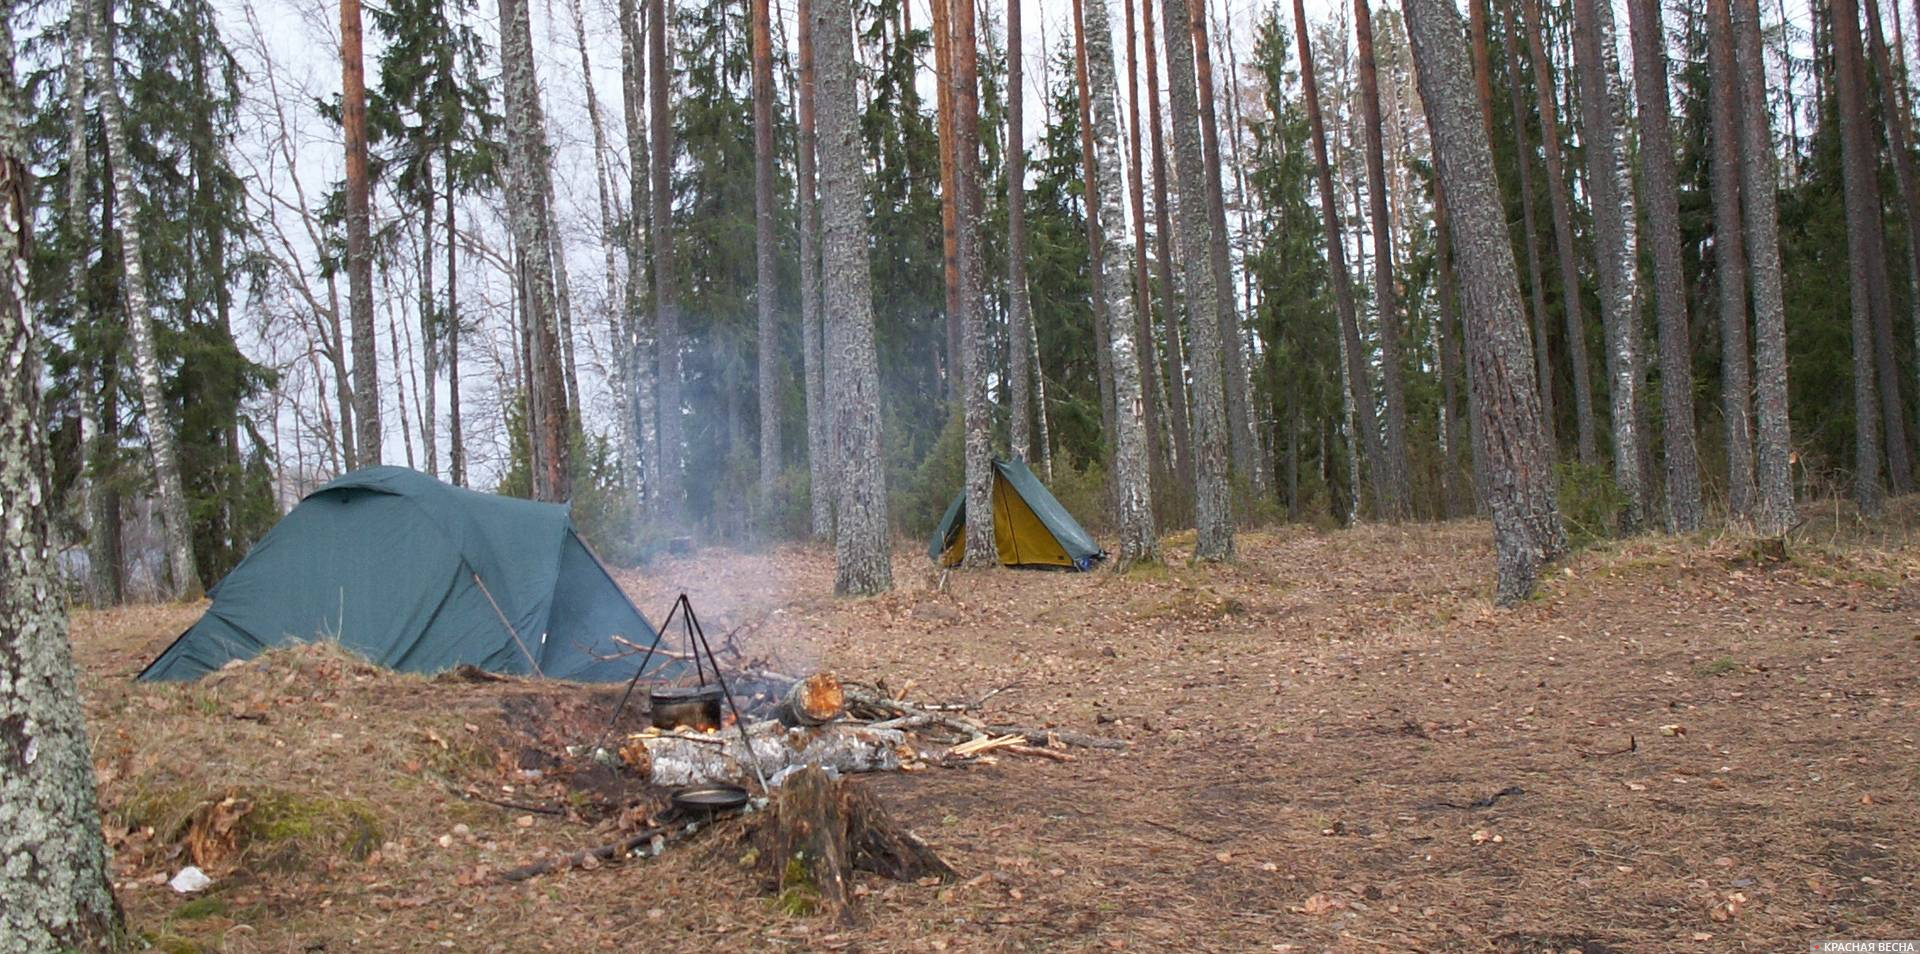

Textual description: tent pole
[473,572,545,677]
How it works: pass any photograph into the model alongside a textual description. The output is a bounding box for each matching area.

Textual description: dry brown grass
[74,502,1920,952]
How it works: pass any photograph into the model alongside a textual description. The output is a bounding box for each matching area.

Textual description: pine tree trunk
[814,0,893,594]
[951,0,996,568]
[90,0,204,600]
[650,0,684,512]
[1007,0,1036,465]
[1074,0,1119,450]
[1294,0,1386,522]
[753,0,782,511]
[1123,0,1169,495]
[419,184,439,478]
[1187,0,1263,497]
[1707,0,1755,523]
[1831,0,1890,514]
[619,0,658,505]
[1570,0,1647,531]
[501,0,573,502]
[797,0,831,539]
[1142,0,1194,496]
[447,178,465,487]
[2,17,125,945]
[1168,0,1234,558]
[1434,186,1469,517]
[1354,0,1412,520]
[1497,0,1557,456]
[341,0,381,467]
[544,179,580,450]
[1522,0,1598,465]
[1405,0,1565,604]
[1086,0,1159,565]
[1626,0,1702,531]
[567,0,628,493]
[932,0,962,404]
[1863,0,1919,494]
[1468,0,1498,138]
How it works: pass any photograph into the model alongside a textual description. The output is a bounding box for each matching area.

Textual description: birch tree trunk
[1007,0,1036,464]
[1168,0,1234,558]
[1522,0,1598,466]
[752,0,783,512]
[1,18,125,942]
[1187,0,1263,497]
[62,7,117,606]
[1086,0,1159,564]
[953,0,996,568]
[797,0,831,539]
[1295,0,1387,522]
[1354,0,1412,520]
[341,0,381,467]
[1570,0,1647,531]
[1626,0,1702,531]
[814,0,893,594]
[1707,0,1755,523]
[500,0,573,502]
[650,0,685,512]
[566,0,628,490]
[618,0,654,502]
[1405,0,1565,604]
[1831,0,1889,515]
[90,0,204,600]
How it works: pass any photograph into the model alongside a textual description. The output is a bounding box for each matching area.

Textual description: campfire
[499,593,1127,918]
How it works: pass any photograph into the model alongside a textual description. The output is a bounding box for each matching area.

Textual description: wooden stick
[499,823,684,882]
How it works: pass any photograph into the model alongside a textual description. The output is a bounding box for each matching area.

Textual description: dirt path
[72,517,1918,952]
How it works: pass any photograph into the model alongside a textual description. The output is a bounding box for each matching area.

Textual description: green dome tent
[928,457,1105,570]
[141,467,674,683]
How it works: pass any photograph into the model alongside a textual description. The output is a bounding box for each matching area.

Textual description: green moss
[172,896,229,921]
[245,792,383,863]
[1696,657,1740,678]
[775,855,822,916]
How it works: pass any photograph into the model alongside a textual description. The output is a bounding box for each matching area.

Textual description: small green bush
[1556,461,1627,548]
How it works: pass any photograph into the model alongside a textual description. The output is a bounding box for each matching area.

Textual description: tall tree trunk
[1522,0,1598,465]
[419,177,439,478]
[1832,0,1890,514]
[1168,0,1234,558]
[1707,0,1754,522]
[619,0,659,505]
[1142,0,1194,495]
[1087,0,1159,564]
[566,0,626,491]
[1434,184,1469,517]
[1405,0,1565,604]
[62,7,117,605]
[501,0,573,502]
[447,173,465,487]
[1498,0,1557,455]
[753,0,782,510]
[951,0,995,568]
[1007,0,1036,464]
[1863,0,1919,494]
[1354,0,1413,519]
[1188,0,1263,497]
[90,0,203,600]
[1570,0,1647,531]
[341,0,381,467]
[797,0,831,538]
[1295,0,1387,521]
[650,0,684,512]
[1074,0,1119,449]
[2,24,123,938]
[544,181,580,439]
[1626,0,1703,531]
[1468,0,1498,139]
[1123,0,1169,494]
[932,0,962,403]
[813,0,892,594]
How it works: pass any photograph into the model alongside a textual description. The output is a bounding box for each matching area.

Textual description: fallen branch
[984,725,1131,751]
[1004,744,1074,762]
[500,822,687,882]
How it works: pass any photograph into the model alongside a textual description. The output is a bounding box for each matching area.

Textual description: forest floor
[71,500,1920,953]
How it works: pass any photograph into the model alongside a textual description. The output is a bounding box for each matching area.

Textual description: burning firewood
[755,766,952,921]
[778,671,845,726]
[635,721,907,787]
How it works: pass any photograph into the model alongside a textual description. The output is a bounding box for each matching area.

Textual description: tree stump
[756,766,953,921]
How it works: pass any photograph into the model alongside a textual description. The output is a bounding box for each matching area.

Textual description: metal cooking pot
[650,684,724,731]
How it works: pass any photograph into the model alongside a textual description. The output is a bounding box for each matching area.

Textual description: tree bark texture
[1626,0,1702,531]
[89,0,204,600]
[341,0,381,467]
[798,0,831,539]
[1405,0,1566,604]
[1074,0,1119,450]
[1862,0,1918,494]
[1521,0,1598,465]
[1142,0,1194,494]
[619,0,658,505]
[1831,0,1893,513]
[1123,0,1169,495]
[754,0,783,509]
[1497,0,1557,456]
[650,0,684,512]
[1007,0,1035,465]
[1168,0,1233,558]
[1570,0,1647,530]
[1,17,125,940]
[953,0,996,568]
[1354,0,1413,519]
[814,0,893,594]
[1707,0,1755,523]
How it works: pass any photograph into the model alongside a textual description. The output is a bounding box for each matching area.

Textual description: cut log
[780,671,846,726]
[637,720,907,787]
[756,766,953,921]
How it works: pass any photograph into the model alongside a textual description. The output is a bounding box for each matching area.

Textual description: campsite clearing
[73,507,1920,952]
